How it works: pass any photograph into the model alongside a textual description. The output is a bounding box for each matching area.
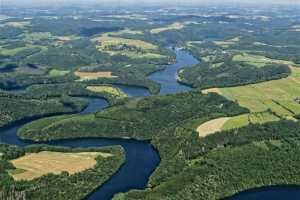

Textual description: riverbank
[0,48,198,200]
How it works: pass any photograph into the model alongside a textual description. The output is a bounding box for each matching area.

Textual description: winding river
[0,48,199,200]
[0,47,297,200]
[225,186,300,200]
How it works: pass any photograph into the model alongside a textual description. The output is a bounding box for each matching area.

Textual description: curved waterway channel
[0,48,199,200]
[1,47,298,200]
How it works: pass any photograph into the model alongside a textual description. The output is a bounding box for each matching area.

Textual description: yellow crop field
[75,71,118,81]
[9,151,111,181]
[87,86,127,98]
[197,117,231,137]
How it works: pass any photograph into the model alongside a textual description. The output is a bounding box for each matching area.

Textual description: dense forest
[0,92,87,128]
[178,61,290,89]
[18,91,248,141]
[18,89,300,200]
[1,4,300,200]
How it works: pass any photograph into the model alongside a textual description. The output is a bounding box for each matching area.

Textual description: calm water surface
[0,48,198,200]
[226,186,300,200]
[1,48,296,200]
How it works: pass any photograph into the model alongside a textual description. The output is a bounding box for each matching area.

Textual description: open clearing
[91,35,164,59]
[9,151,112,181]
[221,111,281,131]
[56,35,81,41]
[75,71,118,81]
[92,36,157,50]
[108,51,165,59]
[201,66,300,133]
[107,28,143,36]
[87,86,127,98]
[232,53,299,68]
[150,22,185,34]
[197,117,231,137]
[196,112,278,137]
[213,37,240,48]
[48,69,70,77]
[204,67,300,116]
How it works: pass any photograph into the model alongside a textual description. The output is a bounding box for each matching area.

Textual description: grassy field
[107,28,143,36]
[48,69,70,77]
[214,67,300,115]
[108,51,165,59]
[56,35,81,41]
[222,111,281,131]
[150,22,185,34]
[91,35,165,59]
[9,151,111,181]
[75,71,118,81]
[201,66,300,132]
[197,111,281,136]
[232,53,299,68]
[212,62,224,68]
[86,86,127,98]
[213,37,240,48]
[92,36,157,50]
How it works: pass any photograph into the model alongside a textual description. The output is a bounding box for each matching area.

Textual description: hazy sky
[4,0,300,6]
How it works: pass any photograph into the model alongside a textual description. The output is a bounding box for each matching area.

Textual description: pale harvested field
[87,86,127,98]
[75,71,118,81]
[199,66,300,133]
[10,151,111,181]
[150,22,185,34]
[108,28,143,36]
[202,88,221,95]
[197,117,231,137]
[56,35,81,42]
[92,36,157,50]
